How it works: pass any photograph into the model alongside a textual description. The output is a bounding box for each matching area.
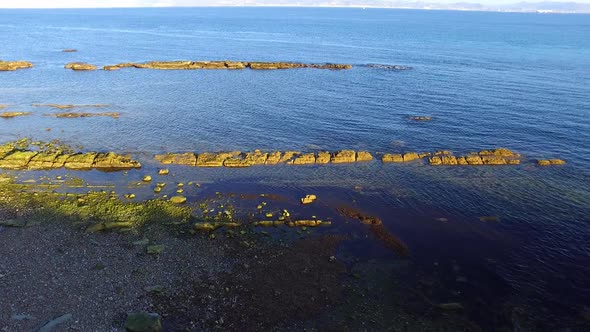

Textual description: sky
[0,0,589,8]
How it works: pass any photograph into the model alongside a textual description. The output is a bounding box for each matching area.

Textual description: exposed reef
[1,112,31,118]
[65,62,97,71]
[101,61,352,71]
[0,60,33,71]
[0,140,140,170]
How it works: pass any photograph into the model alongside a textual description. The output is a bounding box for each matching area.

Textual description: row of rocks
[0,60,33,71]
[155,150,373,167]
[62,61,353,71]
[155,148,566,167]
[0,149,141,170]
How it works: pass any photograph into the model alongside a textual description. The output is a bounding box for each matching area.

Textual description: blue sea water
[1,7,589,326]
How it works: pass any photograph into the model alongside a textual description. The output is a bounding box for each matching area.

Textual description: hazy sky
[0,0,589,8]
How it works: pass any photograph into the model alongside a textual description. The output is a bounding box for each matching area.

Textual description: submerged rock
[408,116,432,121]
[366,64,413,70]
[0,111,31,118]
[125,312,162,332]
[47,112,120,118]
[38,313,73,332]
[0,60,33,71]
[155,153,196,166]
[537,159,566,166]
[65,62,97,71]
[64,153,98,169]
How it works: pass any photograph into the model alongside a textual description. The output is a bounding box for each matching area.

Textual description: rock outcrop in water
[45,112,120,119]
[0,60,33,71]
[366,64,413,71]
[102,61,352,71]
[428,148,521,166]
[537,159,566,166]
[0,141,140,170]
[65,62,97,71]
[0,112,31,118]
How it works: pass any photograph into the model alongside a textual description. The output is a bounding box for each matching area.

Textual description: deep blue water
[1,7,589,325]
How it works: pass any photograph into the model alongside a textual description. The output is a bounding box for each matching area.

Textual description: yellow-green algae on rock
[0,60,33,71]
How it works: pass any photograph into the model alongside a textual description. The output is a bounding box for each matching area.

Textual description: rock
[157,168,169,175]
[93,152,141,169]
[356,151,373,162]
[441,155,458,165]
[103,65,121,71]
[316,151,331,164]
[382,154,404,163]
[289,220,324,227]
[0,111,31,118]
[146,245,164,255]
[47,112,120,118]
[481,156,506,165]
[27,152,60,170]
[142,175,152,182]
[64,62,97,70]
[456,157,468,165]
[154,153,196,166]
[408,116,432,121]
[465,155,483,165]
[292,153,316,165]
[0,60,33,71]
[62,49,77,52]
[301,194,317,204]
[169,196,187,204]
[52,154,70,168]
[38,313,73,332]
[537,159,566,166]
[428,156,442,166]
[244,150,268,165]
[479,148,519,157]
[366,64,413,70]
[64,152,98,169]
[403,152,421,162]
[331,150,356,163]
[32,103,109,109]
[223,156,253,168]
[265,151,282,165]
[125,312,162,332]
[196,152,239,167]
[0,150,38,169]
[279,151,299,163]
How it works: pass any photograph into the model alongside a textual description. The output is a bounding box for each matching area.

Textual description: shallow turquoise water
[1,7,589,326]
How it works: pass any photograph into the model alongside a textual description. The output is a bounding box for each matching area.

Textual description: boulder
[125,312,162,332]
[356,151,373,162]
[94,152,141,169]
[196,152,239,167]
[0,60,33,71]
[279,151,299,163]
[292,153,316,165]
[169,196,187,204]
[382,154,404,163]
[64,152,98,169]
[428,156,443,166]
[244,150,268,165]
[403,152,421,162]
[27,152,60,170]
[154,153,196,166]
[0,150,38,169]
[65,62,97,71]
[315,151,331,164]
[265,151,282,165]
[331,150,356,163]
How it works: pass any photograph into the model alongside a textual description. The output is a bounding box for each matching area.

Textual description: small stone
[142,175,152,182]
[125,312,162,332]
[300,194,317,204]
[157,169,169,175]
[169,196,187,204]
[265,212,273,218]
[124,194,136,200]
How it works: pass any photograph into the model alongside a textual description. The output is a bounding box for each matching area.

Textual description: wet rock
[93,152,141,169]
[382,154,404,163]
[142,175,152,182]
[331,150,356,163]
[157,168,169,175]
[279,151,299,163]
[301,194,317,204]
[428,156,442,166]
[196,152,239,167]
[265,151,282,165]
[434,150,452,156]
[315,151,331,164]
[537,159,566,166]
[103,65,121,71]
[64,152,98,169]
[169,196,187,204]
[456,156,468,165]
[223,157,253,168]
[366,64,413,70]
[292,152,316,165]
[244,150,268,165]
[481,156,506,165]
[52,154,70,168]
[441,155,458,165]
[288,220,325,227]
[253,220,284,227]
[403,152,421,162]
[125,312,162,332]
[0,111,31,118]
[27,152,60,170]
[409,116,432,121]
[0,60,33,71]
[465,155,483,165]
[479,148,519,157]
[356,151,373,162]
[64,62,97,70]
[0,150,38,169]
[154,153,196,166]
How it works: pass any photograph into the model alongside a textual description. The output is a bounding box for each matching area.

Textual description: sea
[1,7,589,329]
